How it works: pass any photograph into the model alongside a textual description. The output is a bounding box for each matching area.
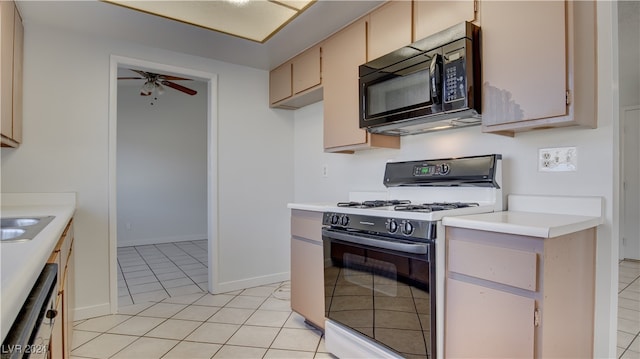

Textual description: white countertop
[442,210,603,238]
[287,202,332,212]
[287,202,499,221]
[1,193,76,342]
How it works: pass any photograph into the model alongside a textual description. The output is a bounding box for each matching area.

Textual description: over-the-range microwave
[359,21,481,136]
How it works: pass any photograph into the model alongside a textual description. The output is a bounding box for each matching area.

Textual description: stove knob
[330,214,339,225]
[386,219,398,234]
[401,221,414,236]
[439,163,450,175]
[340,215,350,226]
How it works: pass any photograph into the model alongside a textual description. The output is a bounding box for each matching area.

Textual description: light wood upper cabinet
[480,0,597,135]
[322,18,400,152]
[413,0,476,41]
[0,0,22,147]
[367,0,412,61]
[269,61,293,105]
[292,45,321,94]
[322,19,366,150]
[270,45,323,109]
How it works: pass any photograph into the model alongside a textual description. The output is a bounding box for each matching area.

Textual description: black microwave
[359,22,481,135]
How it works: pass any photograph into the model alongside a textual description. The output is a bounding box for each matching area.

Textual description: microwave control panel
[444,48,467,104]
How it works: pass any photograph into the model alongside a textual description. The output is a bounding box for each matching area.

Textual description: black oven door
[359,48,443,129]
[323,228,436,359]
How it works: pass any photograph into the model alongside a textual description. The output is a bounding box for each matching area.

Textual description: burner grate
[394,202,479,212]
[337,200,411,208]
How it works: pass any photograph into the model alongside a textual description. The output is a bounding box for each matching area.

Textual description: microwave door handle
[323,229,429,255]
[430,53,443,105]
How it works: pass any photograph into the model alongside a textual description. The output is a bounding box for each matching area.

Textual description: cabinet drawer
[448,240,537,291]
[291,210,323,243]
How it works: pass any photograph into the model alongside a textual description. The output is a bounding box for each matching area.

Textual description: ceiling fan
[118,69,198,96]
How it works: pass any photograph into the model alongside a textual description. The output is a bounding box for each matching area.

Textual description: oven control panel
[384,154,501,188]
[413,163,450,176]
[323,212,436,240]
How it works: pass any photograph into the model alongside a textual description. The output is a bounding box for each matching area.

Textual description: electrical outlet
[322,164,329,178]
[538,147,577,172]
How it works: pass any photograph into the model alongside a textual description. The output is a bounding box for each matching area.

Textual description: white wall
[293,4,617,356]
[116,81,208,247]
[0,23,294,319]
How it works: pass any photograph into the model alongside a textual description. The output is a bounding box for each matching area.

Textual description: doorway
[108,56,219,313]
[621,106,640,261]
[618,0,640,262]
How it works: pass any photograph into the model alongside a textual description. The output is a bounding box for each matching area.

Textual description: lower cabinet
[445,226,596,358]
[446,279,535,358]
[290,210,325,329]
[47,219,75,359]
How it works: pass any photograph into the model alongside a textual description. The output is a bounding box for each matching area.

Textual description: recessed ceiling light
[102,0,316,43]
[226,0,250,6]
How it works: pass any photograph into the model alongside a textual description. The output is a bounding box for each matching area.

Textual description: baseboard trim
[214,271,290,294]
[74,302,112,321]
[117,234,207,247]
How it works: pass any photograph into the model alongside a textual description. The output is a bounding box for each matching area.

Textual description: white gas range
[322,154,503,359]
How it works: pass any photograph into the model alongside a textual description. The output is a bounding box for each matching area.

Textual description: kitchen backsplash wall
[293,102,612,206]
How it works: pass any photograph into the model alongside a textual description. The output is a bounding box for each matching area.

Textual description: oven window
[366,69,431,118]
[324,240,433,358]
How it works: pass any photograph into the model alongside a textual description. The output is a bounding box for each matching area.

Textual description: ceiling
[102,0,315,43]
[17,0,383,70]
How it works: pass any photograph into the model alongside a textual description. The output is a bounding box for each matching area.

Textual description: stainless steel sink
[0,216,55,242]
[1,217,41,227]
[1,228,26,240]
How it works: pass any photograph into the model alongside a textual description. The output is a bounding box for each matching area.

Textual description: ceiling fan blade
[158,75,193,81]
[130,69,149,78]
[118,77,145,80]
[161,80,197,96]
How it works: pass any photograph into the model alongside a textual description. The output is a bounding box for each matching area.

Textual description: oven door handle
[323,228,429,255]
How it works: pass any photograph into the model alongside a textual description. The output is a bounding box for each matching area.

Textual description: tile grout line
[131,245,171,302]
[150,242,205,291]
[172,240,209,267]
[618,259,640,359]
[116,257,134,304]
[72,282,327,359]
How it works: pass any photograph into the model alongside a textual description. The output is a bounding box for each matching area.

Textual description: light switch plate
[538,147,577,172]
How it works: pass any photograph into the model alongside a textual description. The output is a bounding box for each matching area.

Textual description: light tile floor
[618,260,640,359]
[91,249,640,358]
[72,282,332,359]
[117,240,208,306]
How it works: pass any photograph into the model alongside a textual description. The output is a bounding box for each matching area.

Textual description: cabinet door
[480,1,567,127]
[445,279,535,358]
[292,45,321,95]
[50,293,64,359]
[11,5,21,143]
[1,1,15,140]
[291,236,325,329]
[368,0,412,61]
[63,240,75,358]
[269,62,292,104]
[413,0,475,41]
[322,18,368,150]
